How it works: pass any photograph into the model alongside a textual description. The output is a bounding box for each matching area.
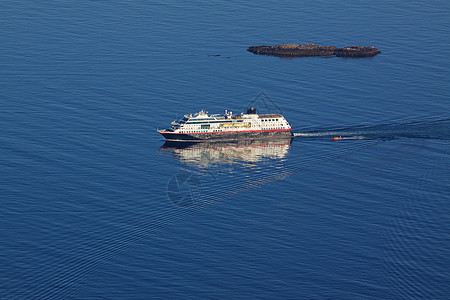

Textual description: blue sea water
[1,1,449,299]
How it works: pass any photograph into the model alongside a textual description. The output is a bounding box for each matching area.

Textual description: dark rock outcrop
[334,46,381,57]
[247,44,338,57]
[247,43,381,58]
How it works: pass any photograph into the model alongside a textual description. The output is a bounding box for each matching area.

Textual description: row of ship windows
[181,125,286,130]
[179,128,286,133]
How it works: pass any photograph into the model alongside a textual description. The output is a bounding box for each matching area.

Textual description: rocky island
[247,43,381,58]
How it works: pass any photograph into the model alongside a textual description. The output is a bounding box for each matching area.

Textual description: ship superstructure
[158,107,293,142]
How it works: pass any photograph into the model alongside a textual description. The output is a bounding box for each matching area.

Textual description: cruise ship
[158,107,293,142]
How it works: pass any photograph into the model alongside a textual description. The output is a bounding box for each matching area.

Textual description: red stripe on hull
[159,129,293,142]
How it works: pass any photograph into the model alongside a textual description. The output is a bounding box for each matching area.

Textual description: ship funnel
[246,107,257,114]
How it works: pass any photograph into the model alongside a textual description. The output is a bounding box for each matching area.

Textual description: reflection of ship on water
[161,138,292,168]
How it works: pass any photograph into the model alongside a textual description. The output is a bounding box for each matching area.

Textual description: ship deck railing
[258,114,283,118]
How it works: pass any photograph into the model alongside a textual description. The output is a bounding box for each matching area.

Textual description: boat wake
[293,117,450,141]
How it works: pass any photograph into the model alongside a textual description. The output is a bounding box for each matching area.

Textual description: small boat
[332,136,366,141]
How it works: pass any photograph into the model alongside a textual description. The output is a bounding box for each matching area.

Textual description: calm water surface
[1,1,449,299]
